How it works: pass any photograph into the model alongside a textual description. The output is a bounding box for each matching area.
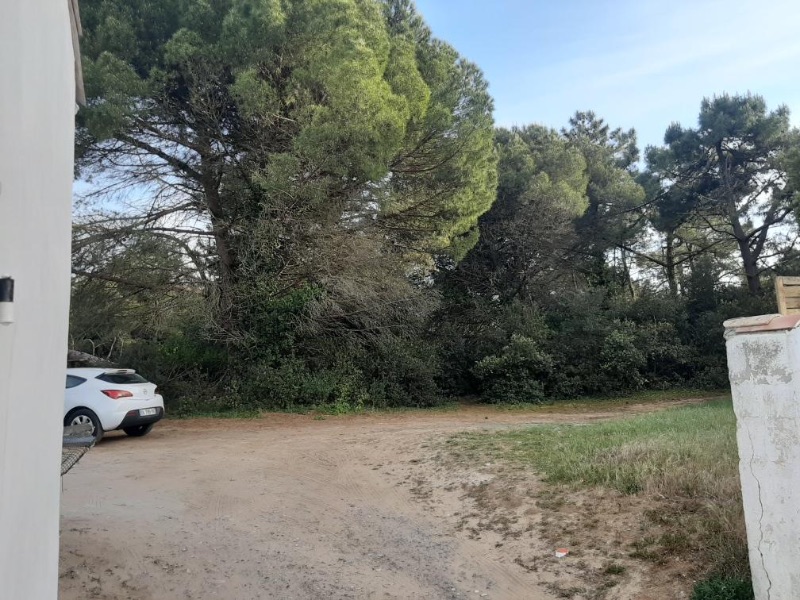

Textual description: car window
[96,372,148,384]
[66,375,86,389]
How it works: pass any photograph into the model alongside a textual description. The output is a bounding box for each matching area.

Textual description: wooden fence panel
[775,277,800,315]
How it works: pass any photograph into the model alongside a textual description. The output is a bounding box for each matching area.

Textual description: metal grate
[61,424,95,476]
[61,446,90,476]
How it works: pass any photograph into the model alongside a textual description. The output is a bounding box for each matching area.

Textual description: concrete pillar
[725,314,800,600]
[0,1,75,598]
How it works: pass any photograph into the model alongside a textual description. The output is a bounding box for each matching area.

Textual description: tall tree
[75,0,497,334]
[562,111,645,288]
[450,125,588,303]
[646,94,799,295]
[629,172,721,296]
[433,125,588,395]
[379,0,497,263]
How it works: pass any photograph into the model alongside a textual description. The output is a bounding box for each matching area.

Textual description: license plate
[139,408,158,416]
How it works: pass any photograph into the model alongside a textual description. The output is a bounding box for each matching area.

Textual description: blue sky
[414,0,800,151]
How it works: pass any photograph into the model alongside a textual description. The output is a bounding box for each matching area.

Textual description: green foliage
[646,93,799,295]
[73,0,495,412]
[234,358,366,411]
[692,577,754,600]
[77,0,497,270]
[469,399,738,493]
[225,333,442,411]
[362,336,443,407]
[599,327,647,389]
[473,335,554,404]
[564,111,645,284]
[116,333,230,409]
[437,282,715,402]
[448,126,588,303]
[543,293,691,396]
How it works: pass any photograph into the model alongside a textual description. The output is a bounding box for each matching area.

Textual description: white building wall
[726,314,800,600]
[0,1,75,598]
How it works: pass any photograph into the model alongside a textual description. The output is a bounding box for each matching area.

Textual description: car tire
[65,408,104,443]
[123,423,155,437]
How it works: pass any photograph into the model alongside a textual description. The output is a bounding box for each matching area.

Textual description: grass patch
[170,398,463,419]
[692,576,754,600]
[454,398,737,495]
[487,388,726,414]
[603,563,627,576]
[169,388,723,419]
[450,398,749,584]
[169,407,264,419]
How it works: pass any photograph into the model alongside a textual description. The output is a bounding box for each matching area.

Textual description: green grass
[313,400,462,416]
[692,576,754,600]
[449,398,750,585]
[453,398,737,495]
[486,388,725,413]
[168,399,462,419]
[170,408,265,419]
[170,388,724,419]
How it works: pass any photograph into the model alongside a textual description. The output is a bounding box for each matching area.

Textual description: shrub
[235,358,368,410]
[473,335,554,403]
[116,333,229,409]
[363,336,443,407]
[599,326,647,389]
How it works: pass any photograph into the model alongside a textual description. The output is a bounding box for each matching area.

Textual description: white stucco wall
[0,1,75,598]
[726,315,800,600]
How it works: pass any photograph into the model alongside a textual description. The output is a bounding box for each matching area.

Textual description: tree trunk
[202,173,237,329]
[664,232,677,296]
[67,349,115,367]
[737,237,762,295]
[717,146,763,296]
[620,249,635,298]
[729,213,762,296]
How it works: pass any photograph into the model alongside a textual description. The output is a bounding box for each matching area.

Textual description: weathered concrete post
[724,314,800,600]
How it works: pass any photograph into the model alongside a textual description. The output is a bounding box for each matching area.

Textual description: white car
[64,368,165,442]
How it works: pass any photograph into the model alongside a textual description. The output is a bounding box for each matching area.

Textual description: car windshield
[95,372,149,385]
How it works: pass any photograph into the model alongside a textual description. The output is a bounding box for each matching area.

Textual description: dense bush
[432,281,775,404]
[361,336,443,407]
[473,335,554,403]
[233,358,366,410]
[88,274,773,414]
[115,332,229,409]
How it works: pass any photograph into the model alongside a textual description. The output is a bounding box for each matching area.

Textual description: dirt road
[60,399,708,600]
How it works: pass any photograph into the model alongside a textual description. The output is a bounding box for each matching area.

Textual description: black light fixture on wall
[0,276,14,325]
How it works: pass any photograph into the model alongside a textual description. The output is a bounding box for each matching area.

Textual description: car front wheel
[123,423,154,437]
[65,408,104,443]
